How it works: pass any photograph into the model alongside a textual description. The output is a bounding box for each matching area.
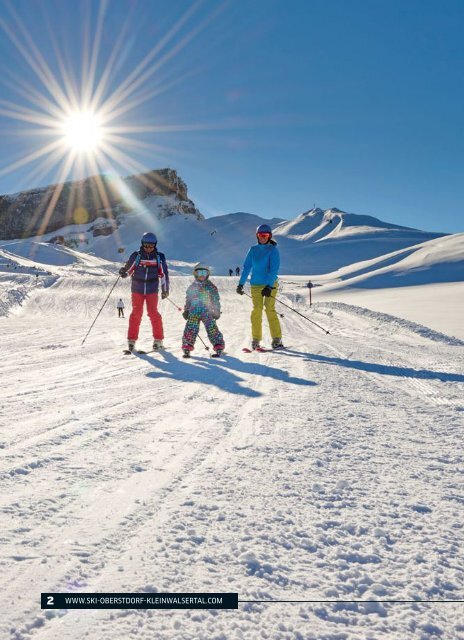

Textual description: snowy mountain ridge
[0,168,448,273]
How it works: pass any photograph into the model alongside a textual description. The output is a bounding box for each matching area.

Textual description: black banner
[41,592,238,610]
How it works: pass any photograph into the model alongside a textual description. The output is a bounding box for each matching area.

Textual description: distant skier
[119,232,169,352]
[235,266,240,276]
[236,224,283,350]
[228,268,233,276]
[182,264,225,357]
[117,298,125,318]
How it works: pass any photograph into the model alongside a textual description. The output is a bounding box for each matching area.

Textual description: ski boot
[213,344,224,357]
[182,344,193,358]
[152,339,164,351]
[251,340,261,351]
[271,337,284,350]
[127,340,136,353]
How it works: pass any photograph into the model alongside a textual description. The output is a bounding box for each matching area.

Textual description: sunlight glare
[61,110,103,152]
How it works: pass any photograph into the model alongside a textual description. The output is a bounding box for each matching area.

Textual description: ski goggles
[195,269,209,276]
[257,232,271,240]
[142,242,155,248]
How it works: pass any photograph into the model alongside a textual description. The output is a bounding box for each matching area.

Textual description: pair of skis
[242,346,285,353]
[182,351,224,359]
[124,346,284,356]
[123,348,161,355]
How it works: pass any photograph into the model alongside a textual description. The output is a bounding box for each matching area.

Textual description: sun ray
[83,0,108,108]
[97,0,204,118]
[23,147,73,237]
[106,1,227,114]
[89,3,137,113]
[0,6,71,113]
[2,69,69,122]
[0,139,65,178]
[0,99,62,129]
[99,65,204,124]
[36,150,77,238]
[42,14,80,111]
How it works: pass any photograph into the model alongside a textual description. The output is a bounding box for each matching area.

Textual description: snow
[1,232,463,639]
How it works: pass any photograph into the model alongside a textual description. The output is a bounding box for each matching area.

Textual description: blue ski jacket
[123,247,169,295]
[238,242,280,287]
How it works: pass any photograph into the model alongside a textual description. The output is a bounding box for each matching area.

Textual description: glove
[261,285,272,297]
[119,267,128,278]
[161,290,169,299]
[212,312,220,320]
[236,284,244,295]
[182,310,189,320]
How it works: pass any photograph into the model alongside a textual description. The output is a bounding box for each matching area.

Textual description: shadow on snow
[308,353,464,383]
[138,350,316,397]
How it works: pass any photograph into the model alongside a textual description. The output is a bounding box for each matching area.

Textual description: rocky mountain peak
[0,168,201,240]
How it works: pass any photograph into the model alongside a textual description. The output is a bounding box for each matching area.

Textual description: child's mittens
[182,310,189,320]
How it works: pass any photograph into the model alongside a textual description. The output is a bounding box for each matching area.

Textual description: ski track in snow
[1,275,463,640]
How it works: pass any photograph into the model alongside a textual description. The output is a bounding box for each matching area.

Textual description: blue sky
[0,0,463,233]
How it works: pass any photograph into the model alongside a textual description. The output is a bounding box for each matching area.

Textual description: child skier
[182,264,225,357]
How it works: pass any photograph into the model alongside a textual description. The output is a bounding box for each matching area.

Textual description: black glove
[161,290,169,299]
[236,284,244,295]
[182,310,189,320]
[119,267,128,278]
[261,285,272,297]
[212,312,220,320]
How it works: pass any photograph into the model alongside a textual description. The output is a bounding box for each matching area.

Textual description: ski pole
[166,297,210,354]
[274,295,330,334]
[198,333,211,354]
[243,290,285,318]
[165,297,183,312]
[82,275,120,345]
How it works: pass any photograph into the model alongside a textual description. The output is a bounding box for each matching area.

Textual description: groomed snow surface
[1,270,464,640]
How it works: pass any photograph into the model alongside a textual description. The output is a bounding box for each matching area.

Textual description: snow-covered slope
[314,232,464,290]
[1,265,463,640]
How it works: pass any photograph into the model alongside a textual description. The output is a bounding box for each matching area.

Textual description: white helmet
[193,263,210,280]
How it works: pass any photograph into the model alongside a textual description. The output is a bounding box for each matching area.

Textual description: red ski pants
[128,292,163,341]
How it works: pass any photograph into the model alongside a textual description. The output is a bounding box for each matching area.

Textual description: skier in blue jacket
[236,224,283,350]
[119,232,169,352]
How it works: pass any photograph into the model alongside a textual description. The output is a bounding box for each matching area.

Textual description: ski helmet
[193,263,210,280]
[256,223,272,240]
[141,232,157,245]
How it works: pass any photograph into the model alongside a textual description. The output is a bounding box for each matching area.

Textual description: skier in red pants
[119,232,169,352]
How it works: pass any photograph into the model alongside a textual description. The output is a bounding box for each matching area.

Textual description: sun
[61,110,104,153]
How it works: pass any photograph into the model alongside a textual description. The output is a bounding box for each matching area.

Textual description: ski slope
[1,269,463,640]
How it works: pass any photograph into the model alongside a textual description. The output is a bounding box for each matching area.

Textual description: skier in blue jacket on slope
[236,224,284,350]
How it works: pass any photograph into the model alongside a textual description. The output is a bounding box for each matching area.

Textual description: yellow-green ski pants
[250,282,281,341]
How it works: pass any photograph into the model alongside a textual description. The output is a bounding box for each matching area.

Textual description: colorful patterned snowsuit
[182,280,224,351]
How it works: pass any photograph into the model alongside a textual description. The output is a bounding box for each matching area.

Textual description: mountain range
[0,168,453,275]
